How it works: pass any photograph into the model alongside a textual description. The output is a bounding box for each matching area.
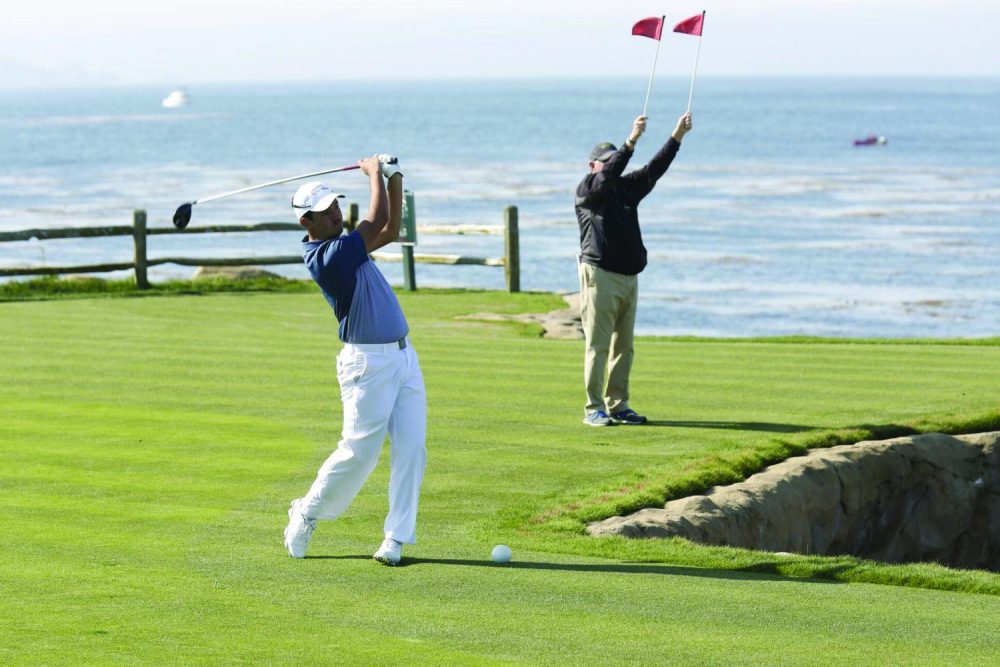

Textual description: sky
[1,0,999,88]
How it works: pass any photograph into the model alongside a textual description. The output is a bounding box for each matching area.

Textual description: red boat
[854,134,887,146]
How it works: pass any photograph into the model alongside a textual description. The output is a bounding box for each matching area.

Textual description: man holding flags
[575,111,693,426]
[575,13,703,427]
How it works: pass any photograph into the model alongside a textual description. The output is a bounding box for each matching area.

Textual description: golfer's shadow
[645,420,815,433]
[315,555,844,584]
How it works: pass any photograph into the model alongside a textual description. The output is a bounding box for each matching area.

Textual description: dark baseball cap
[589,142,617,163]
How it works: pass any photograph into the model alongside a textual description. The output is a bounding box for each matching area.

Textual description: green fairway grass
[2,288,999,665]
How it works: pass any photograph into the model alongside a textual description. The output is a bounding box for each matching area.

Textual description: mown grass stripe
[2,288,1000,664]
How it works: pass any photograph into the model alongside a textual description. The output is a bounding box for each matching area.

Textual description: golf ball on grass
[491,544,512,563]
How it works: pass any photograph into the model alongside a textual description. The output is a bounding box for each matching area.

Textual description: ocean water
[1,77,998,337]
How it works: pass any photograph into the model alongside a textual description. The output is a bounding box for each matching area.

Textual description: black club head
[173,202,193,229]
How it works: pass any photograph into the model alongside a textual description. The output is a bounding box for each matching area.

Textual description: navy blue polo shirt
[302,231,409,344]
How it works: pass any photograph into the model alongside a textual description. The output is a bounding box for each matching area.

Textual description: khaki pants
[578,261,638,415]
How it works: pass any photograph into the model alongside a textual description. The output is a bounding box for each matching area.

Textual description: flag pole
[641,15,666,117]
[685,11,706,114]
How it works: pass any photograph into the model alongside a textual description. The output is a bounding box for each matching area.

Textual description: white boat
[162,89,190,109]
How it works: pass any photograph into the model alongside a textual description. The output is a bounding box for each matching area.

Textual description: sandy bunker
[588,432,1000,571]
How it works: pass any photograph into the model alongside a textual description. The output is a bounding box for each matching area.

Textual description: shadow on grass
[310,554,844,584]
[645,420,816,433]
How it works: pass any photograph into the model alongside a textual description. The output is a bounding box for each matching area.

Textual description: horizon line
[3,73,999,93]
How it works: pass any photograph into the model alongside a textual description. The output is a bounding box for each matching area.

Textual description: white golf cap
[292,181,344,220]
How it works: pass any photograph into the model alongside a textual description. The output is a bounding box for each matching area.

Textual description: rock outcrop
[457,292,583,340]
[192,266,282,280]
[587,432,1000,571]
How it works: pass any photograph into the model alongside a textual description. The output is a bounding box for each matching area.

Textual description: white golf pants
[298,338,427,544]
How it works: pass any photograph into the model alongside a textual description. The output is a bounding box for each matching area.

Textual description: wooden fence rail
[0,193,520,292]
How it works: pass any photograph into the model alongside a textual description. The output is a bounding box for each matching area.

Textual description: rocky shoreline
[456,292,583,340]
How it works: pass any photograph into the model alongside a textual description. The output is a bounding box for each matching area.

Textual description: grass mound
[0,274,317,301]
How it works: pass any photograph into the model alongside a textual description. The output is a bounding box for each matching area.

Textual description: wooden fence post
[133,209,149,289]
[346,202,359,233]
[401,191,417,292]
[504,205,520,293]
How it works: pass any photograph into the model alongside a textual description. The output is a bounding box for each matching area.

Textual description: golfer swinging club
[577,112,692,426]
[284,155,426,565]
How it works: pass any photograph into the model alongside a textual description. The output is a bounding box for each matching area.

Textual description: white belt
[343,337,408,354]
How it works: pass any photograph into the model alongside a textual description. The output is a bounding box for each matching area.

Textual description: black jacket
[575,137,681,275]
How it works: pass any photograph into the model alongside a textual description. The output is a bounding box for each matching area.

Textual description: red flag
[674,13,704,36]
[632,16,664,40]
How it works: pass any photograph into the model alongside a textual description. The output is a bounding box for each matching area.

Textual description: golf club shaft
[194,164,361,206]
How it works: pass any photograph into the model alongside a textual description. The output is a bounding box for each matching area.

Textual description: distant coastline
[1,78,997,337]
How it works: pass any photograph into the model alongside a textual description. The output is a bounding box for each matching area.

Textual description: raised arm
[576,116,646,206]
[384,161,403,243]
[355,155,397,252]
[621,112,692,202]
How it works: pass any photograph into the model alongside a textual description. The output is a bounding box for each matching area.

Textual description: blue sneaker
[583,410,613,427]
[611,409,647,425]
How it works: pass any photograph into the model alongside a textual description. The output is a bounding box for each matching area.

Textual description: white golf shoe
[373,538,403,566]
[284,499,316,559]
